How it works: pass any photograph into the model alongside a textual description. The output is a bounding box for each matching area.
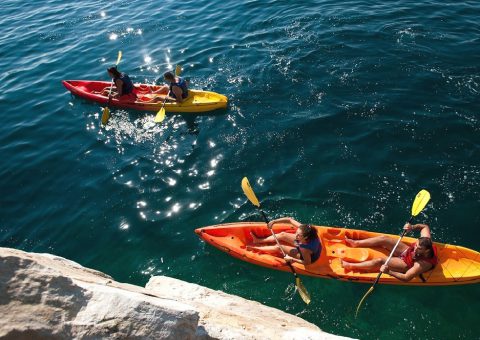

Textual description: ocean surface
[1,0,479,338]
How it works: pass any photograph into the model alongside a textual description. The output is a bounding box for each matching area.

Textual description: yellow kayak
[62,80,228,113]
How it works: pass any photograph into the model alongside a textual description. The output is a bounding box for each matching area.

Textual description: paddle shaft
[154,91,170,123]
[160,95,168,111]
[371,216,413,286]
[102,51,122,125]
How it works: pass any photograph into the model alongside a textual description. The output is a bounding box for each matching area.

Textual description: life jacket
[115,73,134,95]
[400,242,438,269]
[296,237,322,263]
[169,77,189,99]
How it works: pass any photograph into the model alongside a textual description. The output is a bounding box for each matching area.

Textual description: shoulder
[413,259,434,272]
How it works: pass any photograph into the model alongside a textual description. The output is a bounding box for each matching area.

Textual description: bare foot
[345,236,358,248]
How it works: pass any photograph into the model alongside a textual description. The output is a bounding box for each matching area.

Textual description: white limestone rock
[0,247,353,339]
[0,247,198,339]
[146,276,352,340]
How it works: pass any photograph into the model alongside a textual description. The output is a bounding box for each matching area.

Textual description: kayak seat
[137,95,155,102]
[135,84,152,93]
[325,241,370,262]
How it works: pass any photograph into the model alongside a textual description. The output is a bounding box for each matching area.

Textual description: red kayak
[62,80,228,113]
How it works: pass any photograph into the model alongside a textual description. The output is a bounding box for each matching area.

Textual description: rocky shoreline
[0,247,352,339]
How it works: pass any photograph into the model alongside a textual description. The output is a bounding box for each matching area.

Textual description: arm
[115,79,124,97]
[268,217,301,229]
[404,223,431,238]
[381,261,432,282]
[285,248,313,265]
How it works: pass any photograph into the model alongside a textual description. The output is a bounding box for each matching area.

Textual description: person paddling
[342,223,438,282]
[151,71,189,103]
[102,66,135,100]
[249,217,322,265]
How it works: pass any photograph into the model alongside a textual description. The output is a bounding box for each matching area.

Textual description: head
[415,237,434,258]
[295,224,318,243]
[107,66,121,78]
[163,71,175,83]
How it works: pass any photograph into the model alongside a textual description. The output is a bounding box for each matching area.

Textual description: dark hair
[164,71,175,80]
[107,66,121,78]
[418,237,434,258]
[299,224,318,242]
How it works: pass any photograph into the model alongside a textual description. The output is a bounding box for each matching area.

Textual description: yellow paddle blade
[101,107,110,125]
[355,286,374,318]
[154,107,166,123]
[296,277,311,305]
[241,177,260,207]
[411,189,431,217]
[175,64,182,76]
[116,51,122,65]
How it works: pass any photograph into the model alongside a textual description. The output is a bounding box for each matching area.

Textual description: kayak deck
[195,222,480,286]
[62,80,228,113]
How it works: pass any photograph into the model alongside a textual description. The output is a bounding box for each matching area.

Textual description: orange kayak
[195,222,480,286]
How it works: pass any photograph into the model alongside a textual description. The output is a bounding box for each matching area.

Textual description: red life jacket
[400,242,438,269]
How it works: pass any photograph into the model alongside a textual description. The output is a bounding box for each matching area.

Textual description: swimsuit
[400,242,438,269]
[295,238,322,263]
[114,73,134,95]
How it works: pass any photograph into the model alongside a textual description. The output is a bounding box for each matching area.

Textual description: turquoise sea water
[1,0,479,338]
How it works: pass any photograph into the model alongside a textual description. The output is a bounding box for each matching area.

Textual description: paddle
[354,189,431,318]
[154,64,182,123]
[101,51,122,125]
[241,177,311,305]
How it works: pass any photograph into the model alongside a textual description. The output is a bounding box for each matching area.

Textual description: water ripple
[1,1,479,339]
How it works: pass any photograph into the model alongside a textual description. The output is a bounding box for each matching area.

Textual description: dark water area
[0,1,479,338]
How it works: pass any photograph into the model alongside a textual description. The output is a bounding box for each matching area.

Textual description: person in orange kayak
[100,66,135,100]
[248,217,322,265]
[341,223,438,282]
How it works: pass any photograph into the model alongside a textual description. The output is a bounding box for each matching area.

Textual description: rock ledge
[0,247,352,339]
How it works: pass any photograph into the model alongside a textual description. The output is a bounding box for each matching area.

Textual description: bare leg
[342,256,409,272]
[342,258,385,271]
[152,85,169,95]
[250,232,274,244]
[345,235,408,256]
[247,244,297,257]
[250,231,295,245]
[99,87,115,96]
[138,94,169,103]
[93,87,114,96]
[246,244,280,254]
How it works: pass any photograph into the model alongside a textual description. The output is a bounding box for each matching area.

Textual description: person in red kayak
[100,66,136,100]
[341,223,438,282]
[248,217,322,265]
[163,71,189,103]
[140,71,189,104]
